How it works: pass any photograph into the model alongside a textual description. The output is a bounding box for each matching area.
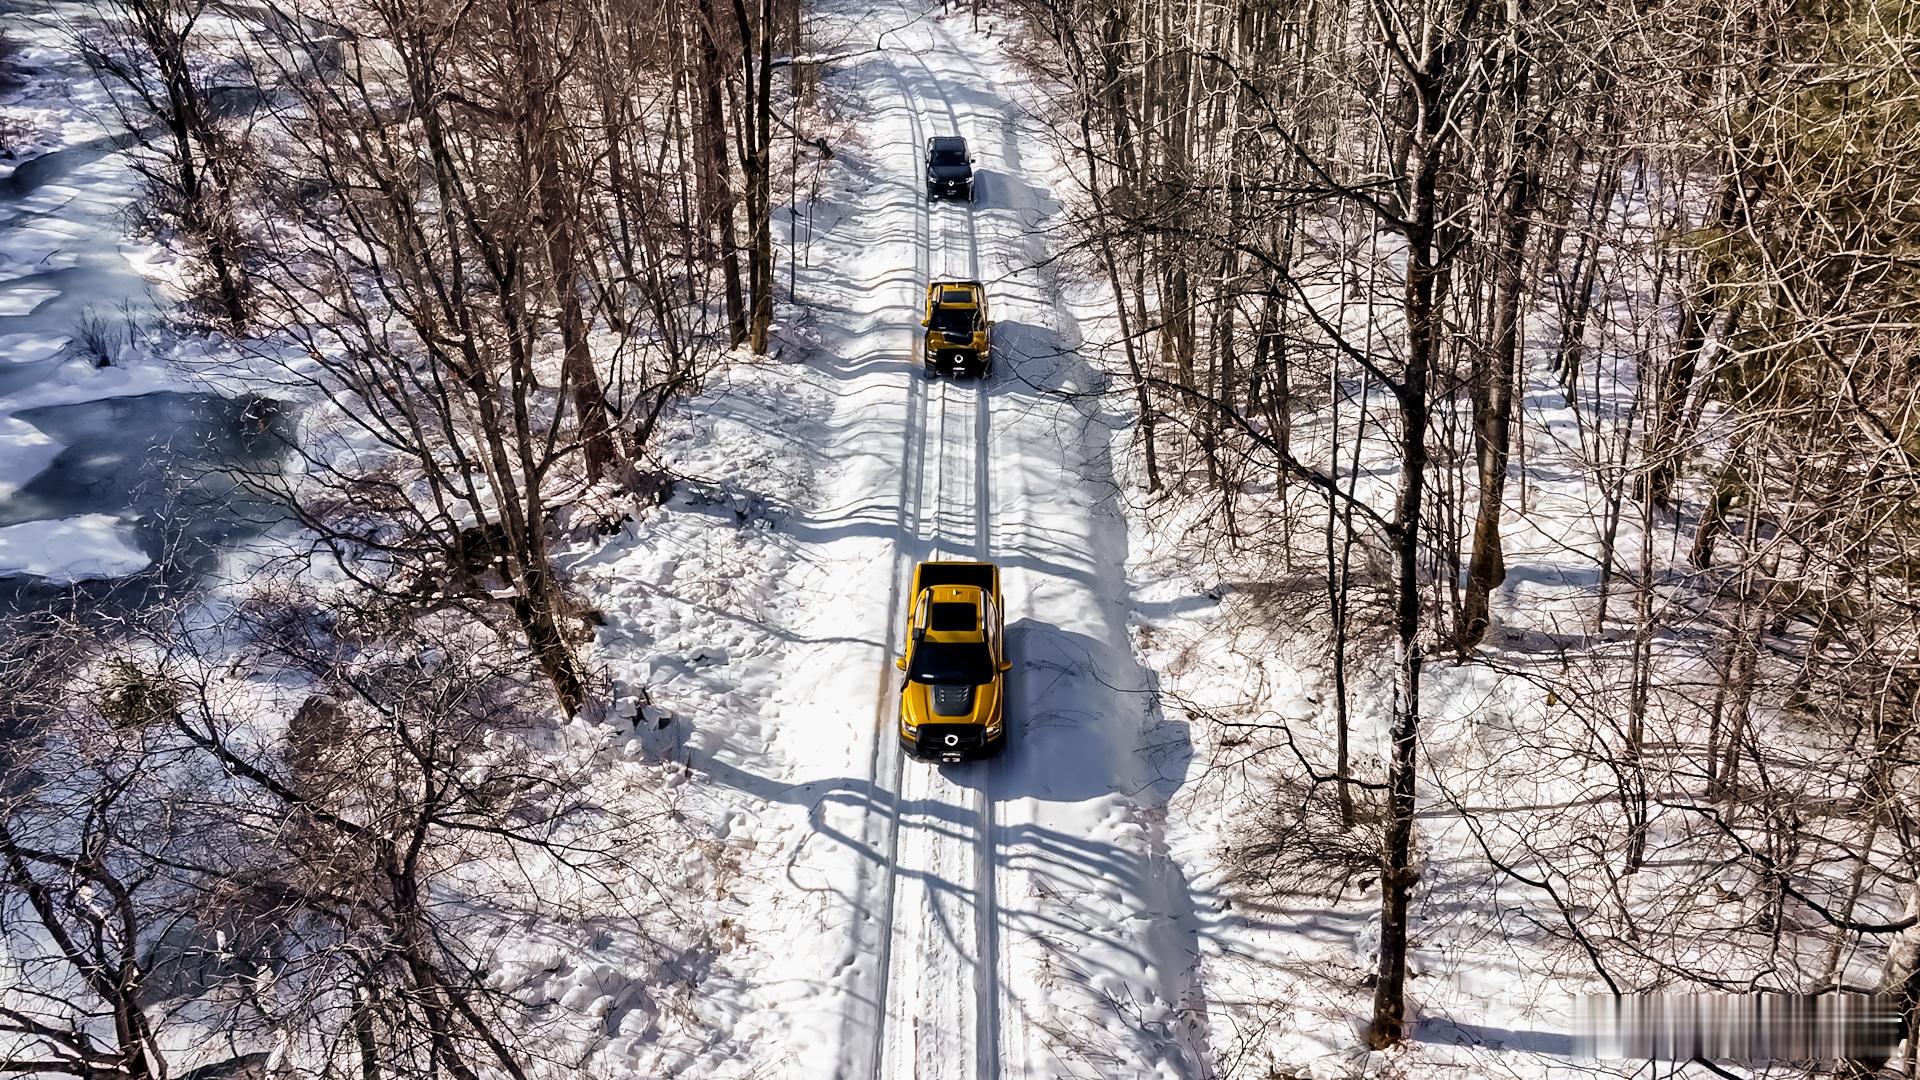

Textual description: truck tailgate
[913,560,998,596]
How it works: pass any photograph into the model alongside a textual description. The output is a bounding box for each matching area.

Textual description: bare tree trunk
[514,0,623,484]
[729,0,777,354]
[86,0,248,326]
[1369,49,1445,1047]
[698,0,749,345]
[1069,65,1161,492]
[1461,32,1540,648]
[1646,175,1739,508]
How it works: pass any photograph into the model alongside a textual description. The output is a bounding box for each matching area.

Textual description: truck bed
[913,560,998,596]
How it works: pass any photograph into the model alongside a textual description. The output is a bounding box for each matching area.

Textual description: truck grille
[914,724,989,756]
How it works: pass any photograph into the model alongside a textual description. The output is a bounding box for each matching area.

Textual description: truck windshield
[929,305,975,334]
[930,146,967,165]
[907,640,994,685]
[931,307,976,335]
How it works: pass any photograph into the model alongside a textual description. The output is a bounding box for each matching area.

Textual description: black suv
[925,136,974,202]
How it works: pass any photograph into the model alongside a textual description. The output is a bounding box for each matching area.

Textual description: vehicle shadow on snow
[972,318,1138,597]
[748,164,1226,1058]
[986,617,1166,802]
[963,168,1067,227]
[986,312,1225,1064]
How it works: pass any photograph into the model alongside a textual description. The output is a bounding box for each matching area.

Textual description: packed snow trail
[864,31,999,1080]
[806,4,1212,1078]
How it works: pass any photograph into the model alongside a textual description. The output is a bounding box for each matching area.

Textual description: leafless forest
[0,0,1915,1074]
[2,0,801,1074]
[1009,0,1920,1065]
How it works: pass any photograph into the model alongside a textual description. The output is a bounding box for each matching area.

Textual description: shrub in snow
[95,658,183,728]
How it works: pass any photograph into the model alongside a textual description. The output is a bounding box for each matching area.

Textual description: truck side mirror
[896,657,908,671]
[999,660,1012,672]
[921,318,930,326]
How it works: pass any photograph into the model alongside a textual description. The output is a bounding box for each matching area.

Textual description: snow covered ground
[3,1,1813,1076]
[1092,163,1781,1078]
[567,2,1208,1075]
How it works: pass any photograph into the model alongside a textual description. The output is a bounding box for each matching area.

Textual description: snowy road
[818,6,1212,1077]
[862,35,998,1080]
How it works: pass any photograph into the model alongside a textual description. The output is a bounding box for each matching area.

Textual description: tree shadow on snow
[689,613,1235,1074]
[1416,1014,1576,1057]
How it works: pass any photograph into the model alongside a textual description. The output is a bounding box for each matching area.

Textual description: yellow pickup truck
[895,560,1009,761]
[921,280,992,377]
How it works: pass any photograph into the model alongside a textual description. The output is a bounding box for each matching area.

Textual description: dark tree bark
[697,0,750,346]
[728,0,777,354]
[81,0,248,326]
[1460,18,1542,650]
[512,0,624,484]
[1368,0,1474,1043]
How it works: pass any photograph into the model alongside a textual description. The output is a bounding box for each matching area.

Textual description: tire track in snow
[927,14,1215,1075]
[871,28,1003,1080]
[880,359,974,1078]
[859,55,934,1080]
[921,27,1057,1075]
[909,43,1003,1080]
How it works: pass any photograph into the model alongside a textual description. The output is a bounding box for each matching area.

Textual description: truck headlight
[902,720,919,736]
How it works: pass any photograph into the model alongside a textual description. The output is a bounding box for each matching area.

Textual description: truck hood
[903,679,998,727]
[929,163,972,182]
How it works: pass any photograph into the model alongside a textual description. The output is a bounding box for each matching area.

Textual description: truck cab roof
[921,585,986,642]
[898,560,1007,759]
[928,135,968,157]
[933,284,981,307]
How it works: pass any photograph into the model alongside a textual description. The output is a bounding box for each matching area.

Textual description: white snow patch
[0,288,59,316]
[0,513,148,581]
[0,415,60,499]
[0,331,72,364]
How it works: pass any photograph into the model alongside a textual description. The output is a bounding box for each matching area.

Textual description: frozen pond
[0,1,291,616]
[0,391,291,612]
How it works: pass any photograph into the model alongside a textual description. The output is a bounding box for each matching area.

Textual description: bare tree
[73,0,251,326]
